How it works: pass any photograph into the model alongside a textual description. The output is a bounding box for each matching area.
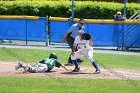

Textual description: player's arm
[55,61,69,71]
[62,32,69,43]
[61,64,69,71]
[89,39,93,47]
[62,26,74,43]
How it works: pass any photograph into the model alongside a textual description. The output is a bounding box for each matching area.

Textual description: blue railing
[0,16,140,48]
[0,17,47,43]
[49,18,140,48]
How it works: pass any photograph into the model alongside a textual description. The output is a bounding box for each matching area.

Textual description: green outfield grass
[0,47,140,69]
[0,48,140,93]
[0,77,139,93]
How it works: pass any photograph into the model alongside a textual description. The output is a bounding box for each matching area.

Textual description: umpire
[62,18,85,66]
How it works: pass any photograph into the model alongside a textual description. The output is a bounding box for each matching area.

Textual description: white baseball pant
[29,63,48,73]
[71,49,95,63]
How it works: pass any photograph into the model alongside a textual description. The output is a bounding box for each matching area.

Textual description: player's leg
[65,36,74,66]
[65,37,83,66]
[15,62,31,73]
[29,63,48,73]
[86,50,100,73]
[75,47,84,64]
[15,62,48,73]
[71,50,83,72]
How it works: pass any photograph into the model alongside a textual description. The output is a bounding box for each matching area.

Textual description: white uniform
[71,36,94,62]
[29,63,48,73]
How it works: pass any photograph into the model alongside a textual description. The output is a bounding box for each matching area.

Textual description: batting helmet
[49,53,57,59]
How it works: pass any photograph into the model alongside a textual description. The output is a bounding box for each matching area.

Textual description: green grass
[0,48,139,93]
[93,53,140,69]
[0,47,140,69]
[0,77,139,93]
[0,48,140,69]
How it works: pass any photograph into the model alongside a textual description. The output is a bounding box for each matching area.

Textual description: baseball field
[0,47,140,93]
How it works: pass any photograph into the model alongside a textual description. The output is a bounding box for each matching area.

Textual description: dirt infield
[0,61,140,80]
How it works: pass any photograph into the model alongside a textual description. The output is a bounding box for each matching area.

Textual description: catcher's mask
[49,53,57,59]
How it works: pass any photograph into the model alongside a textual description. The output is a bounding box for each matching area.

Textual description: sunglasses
[79,22,84,25]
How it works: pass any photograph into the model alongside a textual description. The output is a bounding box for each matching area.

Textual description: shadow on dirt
[61,72,99,75]
[93,47,140,53]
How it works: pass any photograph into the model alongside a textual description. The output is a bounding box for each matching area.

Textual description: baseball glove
[82,33,91,40]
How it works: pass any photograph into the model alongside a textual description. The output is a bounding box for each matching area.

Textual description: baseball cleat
[15,62,22,70]
[72,67,80,72]
[94,69,101,74]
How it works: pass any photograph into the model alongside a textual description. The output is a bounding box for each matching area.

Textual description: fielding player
[15,53,69,73]
[71,30,100,73]
[62,18,85,66]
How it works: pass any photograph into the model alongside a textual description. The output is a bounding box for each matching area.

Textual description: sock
[92,61,99,71]
[72,59,78,68]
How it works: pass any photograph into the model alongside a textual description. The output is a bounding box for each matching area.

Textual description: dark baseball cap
[79,18,85,23]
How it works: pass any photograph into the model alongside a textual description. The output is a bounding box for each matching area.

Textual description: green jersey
[39,58,62,71]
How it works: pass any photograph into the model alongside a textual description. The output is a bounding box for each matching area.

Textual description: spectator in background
[114,11,126,50]
[114,11,126,21]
